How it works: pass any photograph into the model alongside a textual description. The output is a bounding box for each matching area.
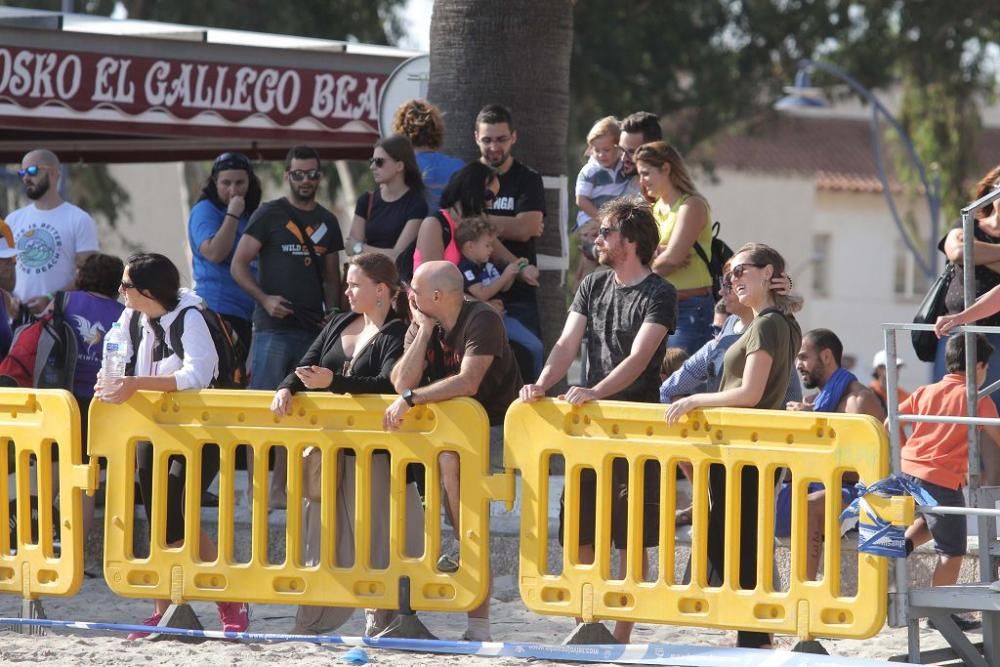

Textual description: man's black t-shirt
[570,270,677,402]
[245,198,344,333]
[354,189,428,250]
[486,159,546,305]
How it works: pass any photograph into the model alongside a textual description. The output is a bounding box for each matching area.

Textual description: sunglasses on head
[728,262,767,279]
[597,225,619,239]
[17,165,41,178]
[212,152,252,176]
[288,169,321,182]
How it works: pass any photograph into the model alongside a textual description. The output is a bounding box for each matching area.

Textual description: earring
[376,299,383,308]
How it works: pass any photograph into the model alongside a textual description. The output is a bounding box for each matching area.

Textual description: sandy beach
[0,573,963,666]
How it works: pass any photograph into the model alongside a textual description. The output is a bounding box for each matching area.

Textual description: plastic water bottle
[100,321,128,390]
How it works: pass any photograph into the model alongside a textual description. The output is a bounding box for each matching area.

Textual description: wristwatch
[401,388,416,407]
[351,241,364,256]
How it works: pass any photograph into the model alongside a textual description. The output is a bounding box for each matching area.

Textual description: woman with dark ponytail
[270,252,421,637]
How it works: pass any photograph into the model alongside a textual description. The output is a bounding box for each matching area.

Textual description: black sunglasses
[597,225,619,239]
[120,280,135,290]
[288,169,321,182]
[369,157,386,168]
[729,262,767,279]
[17,165,41,178]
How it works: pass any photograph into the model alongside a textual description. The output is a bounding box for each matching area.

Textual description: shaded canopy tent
[0,7,423,163]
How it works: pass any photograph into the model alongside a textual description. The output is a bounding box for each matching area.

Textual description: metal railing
[883,183,1000,666]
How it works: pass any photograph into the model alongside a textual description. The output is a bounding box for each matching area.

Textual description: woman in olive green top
[665,242,802,650]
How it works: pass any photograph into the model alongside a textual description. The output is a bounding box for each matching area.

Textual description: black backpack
[692,221,735,301]
[126,305,248,389]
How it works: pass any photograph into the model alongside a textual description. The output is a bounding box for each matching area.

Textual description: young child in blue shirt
[455,217,543,380]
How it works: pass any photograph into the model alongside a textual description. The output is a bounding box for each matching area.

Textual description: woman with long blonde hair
[634,142,714,355]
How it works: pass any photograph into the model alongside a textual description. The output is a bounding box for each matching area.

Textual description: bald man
[385,261,520,641]
[9,149,98,314]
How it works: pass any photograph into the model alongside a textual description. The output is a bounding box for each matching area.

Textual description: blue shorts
[774,481,859,538]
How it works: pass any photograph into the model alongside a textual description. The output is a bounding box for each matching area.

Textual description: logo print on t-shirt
[71,315,106,353]
[17,224,63,273]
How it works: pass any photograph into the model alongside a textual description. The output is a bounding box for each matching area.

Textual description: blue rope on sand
[0,616,916,666]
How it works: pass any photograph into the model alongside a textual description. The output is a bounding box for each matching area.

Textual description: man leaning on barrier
[519,196,677,643]
[384,260,521,642]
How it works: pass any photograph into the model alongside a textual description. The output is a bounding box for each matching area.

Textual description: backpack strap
[166,305,201,362]
[125,310,142,377]
[692,221,721,272]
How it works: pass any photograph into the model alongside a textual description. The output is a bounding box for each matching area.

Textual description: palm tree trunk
[428,0,574,378]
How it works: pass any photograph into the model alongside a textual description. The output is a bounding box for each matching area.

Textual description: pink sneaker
[126,611,164,640]
[217,601,249,633]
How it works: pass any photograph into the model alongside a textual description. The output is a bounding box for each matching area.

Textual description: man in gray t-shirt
[519,196,675,643]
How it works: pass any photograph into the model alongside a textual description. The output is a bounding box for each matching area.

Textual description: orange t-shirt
[869,380,910,406]
[899,373,999,490]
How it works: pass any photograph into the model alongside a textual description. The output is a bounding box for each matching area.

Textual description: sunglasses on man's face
[597,225,619,239]
[288,169,321,182]
[17,165,42,178]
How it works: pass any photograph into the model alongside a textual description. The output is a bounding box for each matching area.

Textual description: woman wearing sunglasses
[347,134,428,282]
[664,243,803,650]
[634,142,714,356]
[96,253,249,639]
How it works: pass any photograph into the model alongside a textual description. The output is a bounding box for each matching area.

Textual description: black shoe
[926,614,982,632]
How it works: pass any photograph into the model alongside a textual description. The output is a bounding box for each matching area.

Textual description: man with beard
[231,145,343,507]
[619,112,662,186]
[783,328,884,580]
[519,196,676,642]
[8,149,98,315]
[476,105,546,354]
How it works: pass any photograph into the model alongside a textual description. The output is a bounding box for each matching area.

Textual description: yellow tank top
[653,194,713,291]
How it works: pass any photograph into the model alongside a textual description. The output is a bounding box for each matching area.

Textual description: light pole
[775,59,941,280]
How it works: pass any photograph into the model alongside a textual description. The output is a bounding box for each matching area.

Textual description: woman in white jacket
[96,252,248,639]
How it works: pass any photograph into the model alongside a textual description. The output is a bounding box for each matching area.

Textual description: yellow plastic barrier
[89,391,512,612]
[0,388,93,600]
[506,399,903,641]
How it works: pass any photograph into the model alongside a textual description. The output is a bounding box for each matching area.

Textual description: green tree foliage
[570,1,1000,216]
[1,0,404,43]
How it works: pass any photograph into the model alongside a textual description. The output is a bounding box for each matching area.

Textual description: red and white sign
[0,46,387,141]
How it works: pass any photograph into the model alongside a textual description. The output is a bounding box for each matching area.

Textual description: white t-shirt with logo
[8,202,99,301]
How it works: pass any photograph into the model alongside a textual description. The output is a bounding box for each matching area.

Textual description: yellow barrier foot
[562,622,619,645]
[372,612,437,640]
[14,599,46,636]
[148,604,204,643]
[791,639,828,654]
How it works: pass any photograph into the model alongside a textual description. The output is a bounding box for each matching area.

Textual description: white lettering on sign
[0,47,382,127]
[310,74,379,120]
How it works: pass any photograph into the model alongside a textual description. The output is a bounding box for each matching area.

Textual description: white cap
[0,220,18,259]
[872,350,904,369]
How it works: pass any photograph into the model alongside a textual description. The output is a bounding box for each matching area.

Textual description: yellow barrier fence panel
[507,399,900,641]
[89,391,509,612]
[0,388,92,600]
